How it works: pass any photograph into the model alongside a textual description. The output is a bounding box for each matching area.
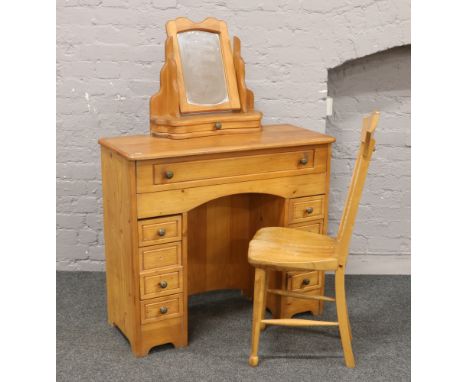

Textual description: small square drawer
[139,242,182,273]
[140,294,183,324]
[138,215,182,247]
[289,220,323,234]
[288,271,321,292]
[140,269,183,300]
[288,195,325,224]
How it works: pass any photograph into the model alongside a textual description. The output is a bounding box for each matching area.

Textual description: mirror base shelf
[150,111,262,139]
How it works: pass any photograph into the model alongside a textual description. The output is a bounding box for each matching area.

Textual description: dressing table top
[99,124,335,161]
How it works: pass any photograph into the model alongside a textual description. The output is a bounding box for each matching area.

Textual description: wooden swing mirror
[150,17,263,139]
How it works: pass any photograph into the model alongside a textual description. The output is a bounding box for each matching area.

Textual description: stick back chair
[247,111,380,368]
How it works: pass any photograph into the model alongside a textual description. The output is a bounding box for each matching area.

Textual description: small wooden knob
[159,280,168,288]
[215,121,222,130]
[165,170,174,179]
[302,278,310,286]
[305,207,313,214]
[158,228,166,237]
[159,306,168,314]
[299,157,308,165]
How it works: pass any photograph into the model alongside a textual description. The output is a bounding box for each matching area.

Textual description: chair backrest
[336,112,380,265]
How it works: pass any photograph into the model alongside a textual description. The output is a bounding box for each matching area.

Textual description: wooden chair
[247,112,380,368]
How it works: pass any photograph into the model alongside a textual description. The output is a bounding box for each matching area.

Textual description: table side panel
[101,147,140,344]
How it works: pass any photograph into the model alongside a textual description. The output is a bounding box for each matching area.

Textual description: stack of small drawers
[284,194,326,316]
[137,215,184,324]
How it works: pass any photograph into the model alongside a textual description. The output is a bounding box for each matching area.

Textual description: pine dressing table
[99,18,336,357]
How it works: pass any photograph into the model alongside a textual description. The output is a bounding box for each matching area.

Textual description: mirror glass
[177,31,229,106]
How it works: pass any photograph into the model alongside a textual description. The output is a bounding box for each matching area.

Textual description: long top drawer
[136,146,328,193]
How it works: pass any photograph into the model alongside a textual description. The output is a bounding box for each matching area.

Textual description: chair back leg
[347,310,353,341]
[335,266,355,368]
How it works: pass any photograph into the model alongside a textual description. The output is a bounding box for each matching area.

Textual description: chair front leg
[335,266,355,368]
[249,267,267,367]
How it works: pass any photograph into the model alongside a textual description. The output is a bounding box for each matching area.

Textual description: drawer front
[140,294,183,324]
[136,147,328,192]
[288,271,321,291]
[289,220,323,234]
[139,242,182,273]
[284,289,321,317]
[140,270,183,300]
[138,215,182,247]
[288,195,325,224]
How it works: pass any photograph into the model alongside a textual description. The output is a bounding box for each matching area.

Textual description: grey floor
[57,272,410,381]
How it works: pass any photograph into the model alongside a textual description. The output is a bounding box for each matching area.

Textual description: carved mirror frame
[166,17,241,113]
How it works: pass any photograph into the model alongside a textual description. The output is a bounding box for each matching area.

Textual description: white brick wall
[326,46,410,271]
[56,0,410,271]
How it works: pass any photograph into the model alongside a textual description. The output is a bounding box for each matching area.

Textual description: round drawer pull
[159,306,168,314]
[215,121,222,130]
[159,280,168,289]
[158,228,166,237]
[299,157,308,165]
[165,170,174,179]
[302,278,310,286]
[305,207,313,214]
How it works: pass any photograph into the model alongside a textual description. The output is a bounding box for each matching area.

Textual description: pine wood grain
[150,18,265,138]
[101,147,140,350]
[187,194,285,296]
[137,172,328,218]
[99,124,335,161]
[139,242,182,273]
[99,122,336,356]
[247,112,380,367]
[166,17,240,113]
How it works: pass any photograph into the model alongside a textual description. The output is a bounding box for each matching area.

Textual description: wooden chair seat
[248,227,339,271]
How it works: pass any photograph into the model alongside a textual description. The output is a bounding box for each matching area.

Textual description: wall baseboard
[345,254,411,275]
